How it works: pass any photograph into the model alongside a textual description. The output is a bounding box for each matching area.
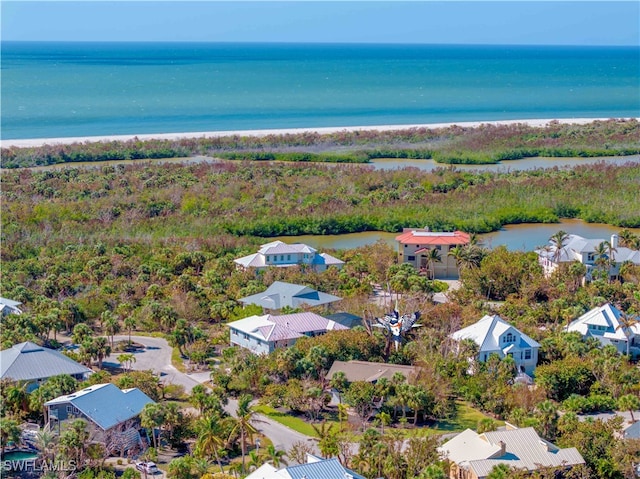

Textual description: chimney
[498,440,506,456]
[611,234,619,249]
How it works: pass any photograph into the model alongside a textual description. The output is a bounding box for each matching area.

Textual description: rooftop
[45,383,154,430]
[396,229,471,246]
[1,341,92,382]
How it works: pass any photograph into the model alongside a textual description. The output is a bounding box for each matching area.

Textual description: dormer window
[503,333,515,343]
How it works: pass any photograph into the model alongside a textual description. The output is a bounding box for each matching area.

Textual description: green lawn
[254,400,500,438]
[253,405,342,437]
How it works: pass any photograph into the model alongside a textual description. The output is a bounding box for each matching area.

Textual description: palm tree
[425,248,442,280]
[117,353,135,372]
[0,417,21,454]
[101,311,120,348]
[594,241,610,277]
[91,336,111,369]
[194,414,226,473]
[227,395,258,475]
[487,463,512,479]
[615,310,640,356]
[140,403,165,450]
[617,394,640,423]
[549,230,569,264]
[264,444,287,468]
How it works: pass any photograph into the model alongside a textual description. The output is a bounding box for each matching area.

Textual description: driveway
[104,335,203,392]
[105,336,318,455]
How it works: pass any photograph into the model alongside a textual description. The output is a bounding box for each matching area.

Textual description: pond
[23,154,640,173]
[270,219,640,252]
[370,154,640,172]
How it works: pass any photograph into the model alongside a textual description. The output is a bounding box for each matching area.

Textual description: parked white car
[135,462,159,474]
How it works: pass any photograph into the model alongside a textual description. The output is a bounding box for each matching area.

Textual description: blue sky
[2,1,639,46]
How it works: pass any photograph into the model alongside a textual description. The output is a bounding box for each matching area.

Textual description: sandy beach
[2,117,636,149]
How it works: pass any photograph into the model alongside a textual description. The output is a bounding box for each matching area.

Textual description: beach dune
[1,118,635,149]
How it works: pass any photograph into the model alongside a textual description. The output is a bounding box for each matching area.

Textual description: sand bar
[1,117,637,149]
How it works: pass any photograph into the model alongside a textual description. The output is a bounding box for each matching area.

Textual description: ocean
[1,42,639,140]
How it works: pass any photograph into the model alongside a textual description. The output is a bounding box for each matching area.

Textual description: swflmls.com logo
[1,459,77,472]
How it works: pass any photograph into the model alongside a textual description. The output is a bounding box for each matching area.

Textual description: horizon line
[2,40,638,48]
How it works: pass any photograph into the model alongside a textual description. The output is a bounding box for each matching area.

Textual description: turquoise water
[2,42,639,140]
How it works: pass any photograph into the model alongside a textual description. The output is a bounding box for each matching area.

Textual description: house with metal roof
[238,281,342,310]
[234,241,344,272]
[451,315,541,376]
[326,360,418,384]
[245,454,366,479]
[0,341,93,392]
[45,383,154,454]
[395,228,470,278]
[228,312,349,355]
[565,303,639,356]
[438,425,585,479]
[0,297,23,316]
[537,233,640,281]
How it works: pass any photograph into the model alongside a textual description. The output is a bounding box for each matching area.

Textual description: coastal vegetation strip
[2,162,639,263]
[2,118,638,168]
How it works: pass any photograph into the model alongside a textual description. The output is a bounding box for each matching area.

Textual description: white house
[234,241,344,272]
[0,297,23,316]
[238,281,341,310]
[565,303,639,356]
[438,424,585,479]
[245,454,366,479]
[537,233,640,281]
[228,312,348,355]
[451,315,541,376]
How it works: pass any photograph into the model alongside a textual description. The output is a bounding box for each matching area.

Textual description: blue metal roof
[285,458,366,479]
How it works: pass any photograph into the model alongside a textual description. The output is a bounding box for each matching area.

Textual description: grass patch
[431,400,503,433]
[254,405,342,437]
[171,346,187,373]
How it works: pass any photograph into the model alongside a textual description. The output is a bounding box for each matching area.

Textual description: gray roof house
[245,454,366,479]
[238,281,342,310]
[537,233,640,281]
[0,341,93,392]
[45,383,154,454]
[0,297,23,316]
[326,360,418,384]
[451,315,541,376]
[234,241,344,272]
[565,303,639,356]
[438,425,585,479]
[228,312,349,355]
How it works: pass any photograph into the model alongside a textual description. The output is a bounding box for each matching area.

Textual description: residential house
[395,228,471,278]
[245,454,366,479]
[326,360,418,383]
[0,297,23,316]
[228,312,348,355]
[565,303,640,356]
[537,233,640,281]
[45,383,154,455]
[438,424,585,479]
[451,315,541,376]
[238,281,341,310]
[325,360,418,404]
[234,241,344,272]
[0,341,93,392]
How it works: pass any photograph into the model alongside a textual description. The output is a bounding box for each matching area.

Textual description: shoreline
[2,117,637,149]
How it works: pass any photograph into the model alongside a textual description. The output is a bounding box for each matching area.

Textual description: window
[280,255,284,261]
[407,255,415,261]
[287,255,291,261]
[435,245,442,250]
[587,253,595,262]
[525,349,532,360]
[243,333,249,340]
[504,333,515,343]
[66,405,79,415]
[266,256,270,262]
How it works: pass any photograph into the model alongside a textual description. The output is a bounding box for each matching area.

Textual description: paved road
[224,398,319,455]
[105,335,318,455]
[104,335,203,392]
